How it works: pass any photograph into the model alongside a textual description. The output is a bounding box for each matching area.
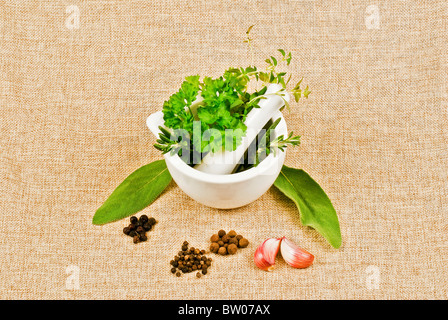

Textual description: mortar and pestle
[146,84,289,209]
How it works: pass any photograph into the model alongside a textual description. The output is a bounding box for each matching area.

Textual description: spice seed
[228,230,237,238]
[139,215,149,224]
[239,238,249,248]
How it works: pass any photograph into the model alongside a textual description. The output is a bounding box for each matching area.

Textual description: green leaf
[286,52,292,65]
[93,160,172,225]
[274,166,342,248]
[278,49,286,57]
[259,72,269,82]
[303,85,311,98]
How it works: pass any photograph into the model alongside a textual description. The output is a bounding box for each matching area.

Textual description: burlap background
[0,0,447,300]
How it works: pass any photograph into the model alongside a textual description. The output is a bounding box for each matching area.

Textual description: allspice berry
[239,238,249,248]
[228,230,237,238]
[222,234,230,243]
[228,237,239,246]
[209,229,249,255]
[228,244,238,254]
[210,242,219,253]
[218,246,227,255]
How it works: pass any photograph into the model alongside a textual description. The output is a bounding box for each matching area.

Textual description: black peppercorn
[143,222,152,231]
[130,216,138,225]
[133,235,140,244]
[171,268,176,274]
[148,217,156,225]
[171,241,211,278]
[123,227,131,235]
[176,272,181,277]
[136,226,145,234]
[139,234,147,241]
[139,215,149,224]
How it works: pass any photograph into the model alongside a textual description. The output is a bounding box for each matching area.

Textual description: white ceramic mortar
[146,110,287,209]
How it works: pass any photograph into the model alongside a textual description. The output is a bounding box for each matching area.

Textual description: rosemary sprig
[153,126,188,156]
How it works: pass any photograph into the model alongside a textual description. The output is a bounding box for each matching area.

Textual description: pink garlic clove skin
[280,237,314,269]
[253,238,282,271]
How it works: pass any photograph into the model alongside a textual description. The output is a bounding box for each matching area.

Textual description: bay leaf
[93,160,172,225]
[274,165,342,248]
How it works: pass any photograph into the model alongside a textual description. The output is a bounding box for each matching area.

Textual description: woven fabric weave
[0,0,447,299]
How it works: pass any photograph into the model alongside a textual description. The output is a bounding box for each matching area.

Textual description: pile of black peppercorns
[210,229,249,255]
[123,215,157,243]
[170,241,212,278]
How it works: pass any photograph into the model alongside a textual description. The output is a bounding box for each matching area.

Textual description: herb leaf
[274,166,342,248]
[92,160,172,225]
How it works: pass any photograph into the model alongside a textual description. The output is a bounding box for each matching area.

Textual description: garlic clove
[254,238,282,271]
[280,237,314,269]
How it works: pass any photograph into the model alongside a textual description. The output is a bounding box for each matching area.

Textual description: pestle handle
[194,84,289,175]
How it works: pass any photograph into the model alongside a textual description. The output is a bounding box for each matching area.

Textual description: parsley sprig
[155,26,310,167]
